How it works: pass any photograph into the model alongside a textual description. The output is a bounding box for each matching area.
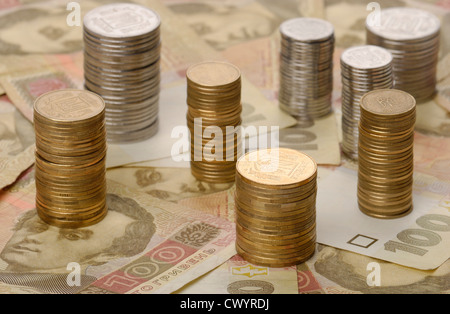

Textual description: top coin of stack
[235,148,317,267]
[366,7,441,102]
[279,17,335,120]
[83,3,161,143]
[341,45,393,160]
[358,89,416,219]
[33,89,107,228]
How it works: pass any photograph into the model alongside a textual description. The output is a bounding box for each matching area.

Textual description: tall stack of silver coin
[340,45,393,160]
[83,3,161,143]
[366,7,441,102]
[278,17,335,120]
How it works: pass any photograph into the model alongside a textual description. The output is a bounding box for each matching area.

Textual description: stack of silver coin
[83,3,161,143]
[341,45,393,160]
[366,7,440,102]
[278,17,335,120]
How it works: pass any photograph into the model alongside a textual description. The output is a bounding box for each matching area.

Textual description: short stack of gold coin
[235,148,317,267]
[358,89,416,219]
[34,89,107,228]
[186,61,242,183]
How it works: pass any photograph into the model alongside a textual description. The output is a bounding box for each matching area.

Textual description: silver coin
[366,8,440,102]
[340,45,394,160]
[83,3,160,40]
[106,119,159,143]
[278,17,334,119]
[280,17,334,42]
[341,45,392,70]
[366,7,440,41]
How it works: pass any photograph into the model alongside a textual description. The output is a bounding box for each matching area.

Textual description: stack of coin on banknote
[83,3,161,143]
[235,148,317,267]
[33,89,107,228]
[341,45,393,160]
[366,7,441,102]
[278,17,335,119]
[186,61,242,183]
[358,89,416,219]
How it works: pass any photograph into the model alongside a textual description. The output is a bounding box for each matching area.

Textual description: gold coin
[236,233,316,255]
[357,89,415,218]
[37,205,107,229]
[236,221,316,244]
[235,241,315,268]
[187,61,241,88]
[236,148,317,188]
[33,89,108,228]
[360,89,416,118]
[34,89,105,123]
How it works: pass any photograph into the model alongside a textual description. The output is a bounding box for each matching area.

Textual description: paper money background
[0,0,449,294]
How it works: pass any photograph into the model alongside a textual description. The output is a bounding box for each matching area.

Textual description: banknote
[108,164,450,293]
[315,166,450,270]
[0,0,301,166]
[307,0,450,124]
[0,58,297,170]
[0,56,82,121]
[416,98,450,138]
[413,132,450,182]
[114,0,450,295]
[0,169,236,294]
[436,54,450,112]
[174,242,450,294]
[318,0,450,50]
[175,254,299,294]
[106,79,298,167]
[1,0,450,295]
[0,59,297,168]
[0,0,97,55]
[180,0,448,126]
[436,83,450,113]
[107,0,450,292]
[164,0,312,51]
[304,243,450,294]
[0,56,185,167]
[126,105,342,168]
[437,53,450,84]
[178,186,450,294]
[164,0,449,53]
[106,166,235,203]
[106,166,301,294]
[134,0,299,135]
[164,0,342,165]
[0,95,34,189]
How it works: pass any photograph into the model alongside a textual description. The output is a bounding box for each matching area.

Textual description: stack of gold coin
[83,3,161,143]
[358,89,416,219]
[235,148,317,267]
[33,89,107,228]
[278,17,335,119]
[187,61,242,183]
[366,7,440,102]
[341,45,394,160]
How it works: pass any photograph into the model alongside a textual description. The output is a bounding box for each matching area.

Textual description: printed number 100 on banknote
[316,167,450,270]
